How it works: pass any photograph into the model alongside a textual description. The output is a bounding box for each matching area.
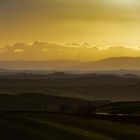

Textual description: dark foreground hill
[0,93,140,115]
[1,113,140,140]
[0,93,109,112]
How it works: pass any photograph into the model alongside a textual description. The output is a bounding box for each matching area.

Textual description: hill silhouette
[82,57,140,70]
[0,93,109,112]
[0,57,140,70]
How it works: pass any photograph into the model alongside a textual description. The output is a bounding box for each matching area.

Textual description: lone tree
[87,102,96,114]
[60,104,72,113]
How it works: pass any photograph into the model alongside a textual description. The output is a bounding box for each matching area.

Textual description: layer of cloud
[0,41,140,61]
[1,0,140,47]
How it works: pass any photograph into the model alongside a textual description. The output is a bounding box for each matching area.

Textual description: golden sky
[1,0,140,60]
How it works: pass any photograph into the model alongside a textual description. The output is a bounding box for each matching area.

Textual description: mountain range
[0,57,140,70]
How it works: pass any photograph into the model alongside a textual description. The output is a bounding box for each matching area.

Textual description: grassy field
[0,113,140,140]
[97,101,140,114]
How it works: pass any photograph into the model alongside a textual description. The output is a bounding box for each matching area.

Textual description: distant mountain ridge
[0,60,82,70]
[83,57,140,70]
[0,57,140,70]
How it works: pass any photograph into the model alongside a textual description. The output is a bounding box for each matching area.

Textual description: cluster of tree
[0,102,96,115]
[60,102,96,114]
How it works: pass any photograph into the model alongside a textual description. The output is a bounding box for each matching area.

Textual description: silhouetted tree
[60,104,73,113]
[87,102,96,114]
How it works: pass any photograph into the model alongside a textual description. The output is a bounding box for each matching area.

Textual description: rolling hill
[0,93,110,112]
[97,101,140,114]
[0,73,140,101]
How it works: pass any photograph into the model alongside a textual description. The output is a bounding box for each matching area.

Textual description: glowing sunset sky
[1,0,140,60]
